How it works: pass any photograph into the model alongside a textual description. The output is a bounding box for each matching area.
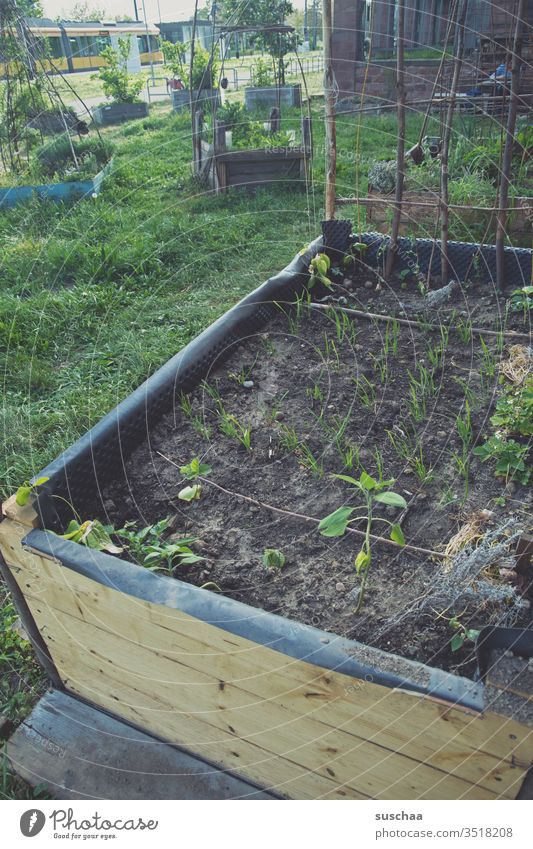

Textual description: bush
[35,135,114,178]
[190,46,218,89]
[368,160,397,194]
[252,58,275,87]
[94,39,144,104]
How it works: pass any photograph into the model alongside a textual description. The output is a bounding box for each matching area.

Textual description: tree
[219,0,298,85]
[59,3,108,21]
[15,0,44,16]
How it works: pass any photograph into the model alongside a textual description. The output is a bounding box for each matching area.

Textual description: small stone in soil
[364,280,373,289]
[243,380,254,388]
[335,582,345,593]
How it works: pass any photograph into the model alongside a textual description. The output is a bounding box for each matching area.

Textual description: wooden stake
[322,0,336,220]
[496,0,525,292]
[384,0,405,280]
[440,0,468,285]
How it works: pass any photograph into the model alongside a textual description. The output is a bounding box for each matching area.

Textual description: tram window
[47,36,64,59]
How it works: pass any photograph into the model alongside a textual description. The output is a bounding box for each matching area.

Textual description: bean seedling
[318,470,406,614]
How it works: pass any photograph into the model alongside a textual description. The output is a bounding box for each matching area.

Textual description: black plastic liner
[357,232,532,287]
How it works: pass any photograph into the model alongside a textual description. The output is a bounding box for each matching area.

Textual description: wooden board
[1,516,533,800]
[7,690,275,800]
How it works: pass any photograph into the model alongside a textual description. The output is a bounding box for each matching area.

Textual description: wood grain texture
[1,517,532,800]
[7,690,275,800]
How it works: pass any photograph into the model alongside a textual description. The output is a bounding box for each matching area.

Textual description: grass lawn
[0,92,530,792]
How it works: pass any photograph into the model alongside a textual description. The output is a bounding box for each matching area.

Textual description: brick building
[332,0,533,101]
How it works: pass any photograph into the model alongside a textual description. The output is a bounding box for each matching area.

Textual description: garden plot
[98,267,532,680]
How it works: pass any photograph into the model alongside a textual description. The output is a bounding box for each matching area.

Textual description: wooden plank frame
[1,241,532,800]
[1,507,532,800]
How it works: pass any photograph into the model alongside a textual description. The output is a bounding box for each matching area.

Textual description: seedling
[308,253,332,289]
[15,476,49,507]
[319,470,406,614]
[180,457,212,480]
[263,548,285,570]
[59,519,123,554]
[370,351,389,385]
[387,428,434,484]
[509,285,533,319]
[383,320,400,358]
[116,518,203,573]
[407,364,436,422]
[219,411,252,450]
[352,374,376,411]
[473,435,530,484]
[449,617,480,652]
[297,441,324,478]
[456,317,473,344]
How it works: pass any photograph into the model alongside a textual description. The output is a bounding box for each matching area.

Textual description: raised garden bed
[1,235,533,800]
[0,159,113,209]
[91,102,149,126]
[244,84,301,110]
[172,88,220,112]
[194,112,312,193]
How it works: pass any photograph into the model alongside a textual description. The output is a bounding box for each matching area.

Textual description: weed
[407,364,436,421]
[509,285,533,319]
[0,595,44,723]
[218,410,252,450]
[319,469,406,613]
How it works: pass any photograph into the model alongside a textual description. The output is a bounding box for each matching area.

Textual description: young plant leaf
[374,491,407,508]
[451,632,465,652]
[359,471,378,490]
[332,473,360,486]
[262,548,285,570]
[390,523,405,546]
[178,484,202,502]
[354,548,371,575]
[318,506,355,537]
[15,485,32,507]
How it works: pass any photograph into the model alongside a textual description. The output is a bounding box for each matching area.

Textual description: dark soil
[99,275,532,679]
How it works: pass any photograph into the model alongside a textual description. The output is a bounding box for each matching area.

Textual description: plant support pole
[496,0,525,291]
[322,0,336,220]
[440,0,468,285]
[384,0,405,280]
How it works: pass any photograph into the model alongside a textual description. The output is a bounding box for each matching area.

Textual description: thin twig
[157,452,445,560]
[309,302,532,340]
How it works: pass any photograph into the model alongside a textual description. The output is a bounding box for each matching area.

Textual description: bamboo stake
[440,0,468,285]
[496,0,526,292]
[322,0,336,220]
[384,0,406,281]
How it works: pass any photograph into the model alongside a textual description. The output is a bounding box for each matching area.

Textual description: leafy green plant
[308,253,332,289]
[218,410,252,450]
[319,470,406,613]
[490,380,533,437]
[180,457,212,480]
[387,429,434,484]
[509,286,533,318]
[15,475,48,506]
[161,39,188,79]
[190,45,219,89]
[473,435,530,484]
[449,617,480,652]
[116,518,202,573]
[58,519,123,554]
[35,135,113,178]
[262,548,285,570]
[94,38,144,104]
[252,57,275,87]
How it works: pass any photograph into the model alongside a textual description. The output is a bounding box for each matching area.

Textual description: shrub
[94,38,144,104]
[35,135,114,178]
[252,58,275,87]
[368,160,397,194]
[190,45,218,89]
